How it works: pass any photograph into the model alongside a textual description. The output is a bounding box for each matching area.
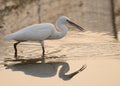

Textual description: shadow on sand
[5,61,87,80]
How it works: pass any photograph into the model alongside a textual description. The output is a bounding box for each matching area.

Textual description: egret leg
[14,41,21,59]
[40,41,45,63]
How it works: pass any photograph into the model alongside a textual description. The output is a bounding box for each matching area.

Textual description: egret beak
[67,20,84,31]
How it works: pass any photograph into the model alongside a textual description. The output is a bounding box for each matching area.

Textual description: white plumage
[4,23,55,41]
[4,16,84,63]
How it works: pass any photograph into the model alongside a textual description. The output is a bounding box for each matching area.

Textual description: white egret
[4,16,84,63]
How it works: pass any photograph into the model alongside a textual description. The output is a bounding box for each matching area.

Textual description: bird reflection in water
[5,61,87,80]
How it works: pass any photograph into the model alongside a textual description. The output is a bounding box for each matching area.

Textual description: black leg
[41,45,45,63]
[40,41,45,63]
[14,41,21,59]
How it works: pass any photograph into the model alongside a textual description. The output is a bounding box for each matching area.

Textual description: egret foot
[41,58,45,63]
[41,55,45,63]
[14,55,23,60]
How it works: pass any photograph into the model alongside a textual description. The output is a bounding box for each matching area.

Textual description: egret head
[58,16,70,23]
[58,16,85,31]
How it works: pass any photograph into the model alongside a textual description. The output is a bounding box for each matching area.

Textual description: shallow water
[1,31,120,86]
[1,31,120,61]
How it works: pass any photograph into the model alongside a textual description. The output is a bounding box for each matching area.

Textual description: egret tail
[3,34,14,40]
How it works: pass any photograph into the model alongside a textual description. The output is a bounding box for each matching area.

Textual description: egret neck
[54,19,68,39]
